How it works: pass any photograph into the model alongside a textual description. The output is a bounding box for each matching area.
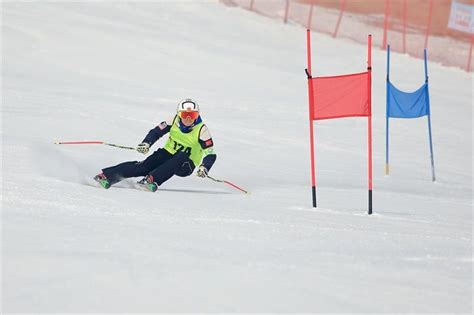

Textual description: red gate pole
[382,0,390,49]
[333,0,346,38]
[367,34,373,215]
[424,0,434,52]
[403,0,407,53]
[284,0,290,24]
[306,29,317,208]
[467,34,473,72]
[249,0,254,10]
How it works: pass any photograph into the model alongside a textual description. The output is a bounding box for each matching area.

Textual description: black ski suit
[101,116,216,187]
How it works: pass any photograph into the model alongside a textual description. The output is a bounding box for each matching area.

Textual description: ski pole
[206,175,249,194]
[54,141,135,151]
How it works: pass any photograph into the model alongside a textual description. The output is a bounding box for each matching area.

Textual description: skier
[94,98,217,192]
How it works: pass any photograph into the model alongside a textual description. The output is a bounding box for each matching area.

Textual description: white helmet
[177,98,199,113]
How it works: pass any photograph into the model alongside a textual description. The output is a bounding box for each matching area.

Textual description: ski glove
[136,142,150,154]
[196,165,208,178]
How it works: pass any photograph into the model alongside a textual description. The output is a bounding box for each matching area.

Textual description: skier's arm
[198,125,217,172]
[142,117,174,146]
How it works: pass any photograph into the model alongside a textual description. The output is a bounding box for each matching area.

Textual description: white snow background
[1,1,472,313]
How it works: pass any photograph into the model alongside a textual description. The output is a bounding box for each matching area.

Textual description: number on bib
[173,140,192,155]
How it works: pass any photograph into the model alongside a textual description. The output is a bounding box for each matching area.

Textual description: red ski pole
[54,140,135,150]
[206,175,249,194]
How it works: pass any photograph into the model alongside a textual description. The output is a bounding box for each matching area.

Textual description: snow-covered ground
[1,1,472,313]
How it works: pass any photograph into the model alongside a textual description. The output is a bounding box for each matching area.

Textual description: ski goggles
[178,110,199,120]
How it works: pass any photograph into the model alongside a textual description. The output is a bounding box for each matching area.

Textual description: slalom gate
[305,30,373,215]
[385,45,436,182]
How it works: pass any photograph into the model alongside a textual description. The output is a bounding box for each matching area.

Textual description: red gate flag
[310,72,370,120]
[305,29,373,214]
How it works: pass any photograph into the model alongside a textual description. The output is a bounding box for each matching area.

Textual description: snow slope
[1,1,472,313]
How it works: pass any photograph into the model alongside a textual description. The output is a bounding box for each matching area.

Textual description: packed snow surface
[2,1,472,313]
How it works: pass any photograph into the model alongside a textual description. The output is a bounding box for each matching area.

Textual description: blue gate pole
[385,45,391,175]
[424,49,436,182]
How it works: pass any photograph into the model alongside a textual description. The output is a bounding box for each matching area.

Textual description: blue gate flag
[385,45,435,182]
[387,82,429,118]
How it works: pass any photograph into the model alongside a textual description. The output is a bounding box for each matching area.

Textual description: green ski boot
[137,175,158,192]
[94,173,111,189]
